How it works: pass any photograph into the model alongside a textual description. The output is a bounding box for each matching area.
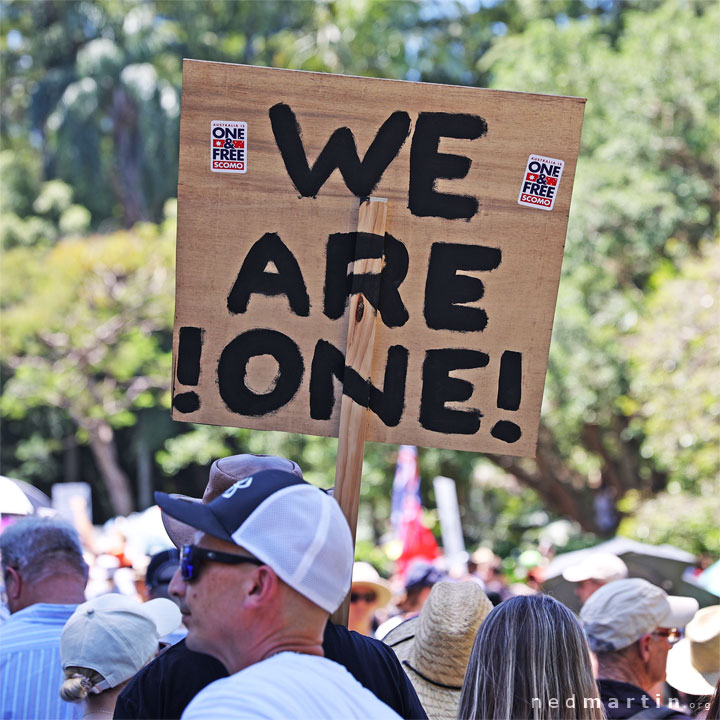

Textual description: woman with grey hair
[458,594,604,720]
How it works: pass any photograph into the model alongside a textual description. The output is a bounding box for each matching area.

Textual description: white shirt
[182,651,403,720]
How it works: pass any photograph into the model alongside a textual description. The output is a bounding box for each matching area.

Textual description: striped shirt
[0,603,83,720]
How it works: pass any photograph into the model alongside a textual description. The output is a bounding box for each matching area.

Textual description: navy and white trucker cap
[155,469,353,614]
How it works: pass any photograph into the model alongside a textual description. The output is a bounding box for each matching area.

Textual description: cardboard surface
[173,60,585,457]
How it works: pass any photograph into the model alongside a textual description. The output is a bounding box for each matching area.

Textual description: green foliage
[33,180,73,218]
[0,0,650,232]
[0,0,717,545]
[0,153,87,249]
[1,224,176,479]
[483,0,720,491]
[619,485,720,556]
[59,204,92,235]
[354,539,394,578]
[0,149,42,216]
[624,240,720,490]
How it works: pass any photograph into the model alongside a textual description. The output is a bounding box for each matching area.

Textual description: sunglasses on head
[650,628,681,645]
[180,544,264,583]
[350,591,377,604]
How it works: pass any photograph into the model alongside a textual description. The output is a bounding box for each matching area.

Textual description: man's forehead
[194,530,239,553]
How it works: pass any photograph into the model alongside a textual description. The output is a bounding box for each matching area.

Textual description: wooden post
[331,197,387,626]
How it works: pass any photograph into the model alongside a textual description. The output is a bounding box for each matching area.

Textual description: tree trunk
[136,434,153,511]
[63,435,79,483]
[86,419,134,516]
[112,86,147,226]
[488,424,613,535]
[488,419,669,536]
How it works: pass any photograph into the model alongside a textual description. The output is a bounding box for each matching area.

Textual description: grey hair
[458,594,604,720]
[0,516,88,584]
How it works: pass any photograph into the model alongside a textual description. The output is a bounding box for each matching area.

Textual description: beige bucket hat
[351,562,392,607]
[666,605,720,696]
[160,454,302,548]
[562,552,628,583]
[383,581,492,720]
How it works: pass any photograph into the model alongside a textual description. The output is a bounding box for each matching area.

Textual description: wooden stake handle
[331,197,387,626]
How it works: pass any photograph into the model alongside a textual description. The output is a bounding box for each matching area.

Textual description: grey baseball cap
[580,578,699,652]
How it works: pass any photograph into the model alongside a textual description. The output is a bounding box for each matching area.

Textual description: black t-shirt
[598,679,689,719]
[114,623,427,719]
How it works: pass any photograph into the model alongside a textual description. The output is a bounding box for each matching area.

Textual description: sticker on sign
[517,154,564,211]
[211,120,247,173]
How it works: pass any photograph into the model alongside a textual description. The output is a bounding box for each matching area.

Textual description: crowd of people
[0,453,718,720]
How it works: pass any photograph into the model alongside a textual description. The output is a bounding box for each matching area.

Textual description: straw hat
[666,605,720,696]
[351,562,392,607]
[383,581,492,720]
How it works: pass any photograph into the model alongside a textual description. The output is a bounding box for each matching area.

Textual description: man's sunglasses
[650,628,682,645]
[180,544,264,583]
[350,591,377,604]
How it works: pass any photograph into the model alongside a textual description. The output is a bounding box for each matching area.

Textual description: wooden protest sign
[172,60,585,459]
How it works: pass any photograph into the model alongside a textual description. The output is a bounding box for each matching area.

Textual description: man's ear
[244,565,278,608]
[4,566,22,600]
[637,633,652,663]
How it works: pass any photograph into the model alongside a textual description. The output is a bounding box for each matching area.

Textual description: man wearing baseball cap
[580,578,699,718]
[562,551,629,605]
[153,460,402,719]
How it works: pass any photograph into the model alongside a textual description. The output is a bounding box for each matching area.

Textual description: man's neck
[597,655,651,695]
[222,625,325,675]
[13,575,86,613]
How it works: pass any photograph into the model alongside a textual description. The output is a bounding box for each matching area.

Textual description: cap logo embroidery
[222,476,253,498]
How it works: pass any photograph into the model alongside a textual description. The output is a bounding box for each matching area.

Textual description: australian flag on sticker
[518,154,564,211]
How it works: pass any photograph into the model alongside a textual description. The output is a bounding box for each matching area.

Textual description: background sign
[173,60,585,457]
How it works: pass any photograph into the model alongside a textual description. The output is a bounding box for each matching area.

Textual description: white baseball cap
[155,468,353,614]
[580,578,699,652]
[61,594,181,691]
[562,552,628,583]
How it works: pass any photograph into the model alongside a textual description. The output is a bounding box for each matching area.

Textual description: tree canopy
[1,0,717,558]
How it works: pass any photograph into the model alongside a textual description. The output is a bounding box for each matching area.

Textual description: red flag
[391,446,439,578]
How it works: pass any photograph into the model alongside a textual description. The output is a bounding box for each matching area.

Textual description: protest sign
[172,60,585,459]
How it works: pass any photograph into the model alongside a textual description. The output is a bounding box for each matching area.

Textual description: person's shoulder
[325,621,397,662]
[115,638,227,719]
[0,606,67,645]
[220,653,338,689]
[127,637,227,687]
[181,674,257,719]
[1,603,76,628]
[323,623,428,720]
[375,614,405,640]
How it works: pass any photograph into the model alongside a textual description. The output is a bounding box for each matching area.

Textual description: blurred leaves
[619,488,720,556]
[0,0,717,548]
[483,0,719,513]
[625,241,720,490]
